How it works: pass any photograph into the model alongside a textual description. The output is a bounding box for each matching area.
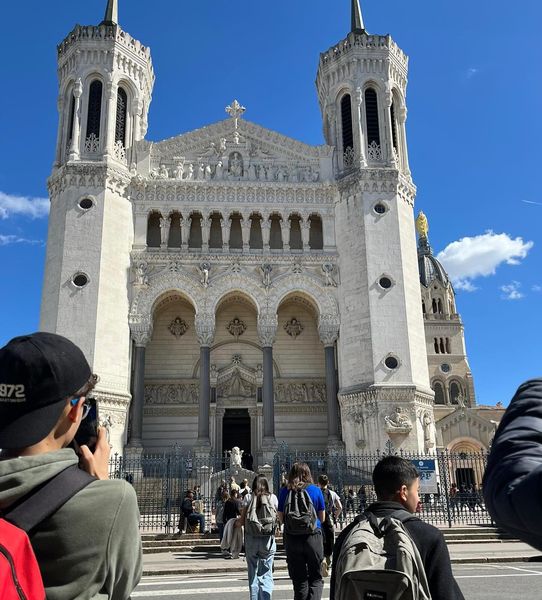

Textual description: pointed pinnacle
[352,0,365,33]
[102,0,118,25]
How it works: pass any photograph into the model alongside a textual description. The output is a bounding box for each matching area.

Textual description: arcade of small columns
[127,289,342,457]
[144,210,325,253]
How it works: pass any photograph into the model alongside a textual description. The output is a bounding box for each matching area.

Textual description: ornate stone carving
[195,313,215,346]
[229,446,244,468]
[168,317,189,338]
[144,383,199,405]
[322,263,337,287]
[258,313,278,347]
[275,381,326,404]
[367,140,383,162]
[318,316,339,347]
[261,263,273,287]
[226,317,247,339]
[198,262,211,287]
[134,262,149,286]
[284,318,304,339]
[217,369,255,399]
[384,406,413,434]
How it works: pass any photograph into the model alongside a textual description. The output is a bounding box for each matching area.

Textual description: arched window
[189,214,203,249]
[445,338,451,354]
[422,301,426,314]
[86,80,103,141]
[208,214,223,249]
[309,215,324,250]
[433,382,446,405]
[432,299,438,313]
[341,94,353,154]
[434,338,440,354]
[439,338,446,354]
[289,215,303,250]
[168,212,182,248]
[115,87,128,146]
[229,214,243,249]
[450,381,462,405]
[146,213,161,248]
[249,215,263,250]
[269,215,283,250]
[365,88,381,147]
[390,100,398,153]
[437,299,443,314]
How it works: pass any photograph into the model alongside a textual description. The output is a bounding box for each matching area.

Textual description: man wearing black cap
[0,332,142,600]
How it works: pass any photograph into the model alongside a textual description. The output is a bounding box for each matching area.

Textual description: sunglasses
[70,397,92,420]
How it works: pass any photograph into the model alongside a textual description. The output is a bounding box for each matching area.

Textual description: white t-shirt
[243,492,279,510]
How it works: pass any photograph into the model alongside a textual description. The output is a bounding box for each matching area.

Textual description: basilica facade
[40,0,500,464]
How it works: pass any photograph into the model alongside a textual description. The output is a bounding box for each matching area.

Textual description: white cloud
[522,200,542,206]
[500,281,524,301]
[0,191,49,220]
[0,234,42,246]
[533,285,542,293]
[437,231,534,291]
[466,67,479,79]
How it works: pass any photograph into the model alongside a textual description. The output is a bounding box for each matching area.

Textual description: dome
[418,237,450,288]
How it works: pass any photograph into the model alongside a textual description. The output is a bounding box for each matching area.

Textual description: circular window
[379,277,393,290]
[374,203,387,215]
[384,356,399,370]
[78,198,94,211]
[72,273,89,288]
[441,363,451,374]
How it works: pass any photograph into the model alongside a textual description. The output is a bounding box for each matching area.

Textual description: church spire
[351,0,365,33]
[101,0,118,25]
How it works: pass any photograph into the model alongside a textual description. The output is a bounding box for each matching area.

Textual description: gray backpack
[284,487,318,535]
[245,494,277,537]
[334,510,432,600]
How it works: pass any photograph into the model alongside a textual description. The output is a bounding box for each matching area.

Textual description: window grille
[390,101,398,151]
[67,95,76,148]
[115,88,128,145]
[341,94,354,153]
[86,81,103,141]
[364,88,381,146]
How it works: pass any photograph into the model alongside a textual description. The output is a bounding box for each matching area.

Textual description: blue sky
[0,1,540,406]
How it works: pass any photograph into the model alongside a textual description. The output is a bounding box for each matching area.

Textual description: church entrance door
[222,408,251,460]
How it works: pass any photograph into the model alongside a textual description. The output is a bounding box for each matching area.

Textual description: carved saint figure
[284,318,304,339]
[230,446,243,468]
[159,164,169,179]
[129,162,137,176]
[185,164,194,181]
[135,263,148,286]
[416,211,429,238]
[384,406,412,431]
[322,263,337,287]
[219,138,227,155]
[422,412,433,445]
[173,162,184,180]
[261,264,273,287]
[229,152,244,178]
[198,262,211,287]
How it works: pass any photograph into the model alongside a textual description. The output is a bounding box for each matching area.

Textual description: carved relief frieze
[275,380,326,404]
[384,406,413,434]
[168,317,189,338]
[226,317,247,338]
[144,382,199,405]
[284,318,304,339]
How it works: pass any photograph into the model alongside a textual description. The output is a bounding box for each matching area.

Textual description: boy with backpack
[318,474,342,577]
[278,462,326,600]
[330,456,464,600]
[0,332,141,600]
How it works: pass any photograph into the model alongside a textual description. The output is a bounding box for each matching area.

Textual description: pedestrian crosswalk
[134,574,331,599]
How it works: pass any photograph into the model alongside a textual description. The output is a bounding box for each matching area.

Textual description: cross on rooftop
[225,100,246,128]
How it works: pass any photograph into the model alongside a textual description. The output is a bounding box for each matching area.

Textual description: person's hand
[79,426,111,480]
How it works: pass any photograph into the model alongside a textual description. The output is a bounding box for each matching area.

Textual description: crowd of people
[0,331,539,600]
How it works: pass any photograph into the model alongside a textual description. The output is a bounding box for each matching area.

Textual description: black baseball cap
[0,332,92,449]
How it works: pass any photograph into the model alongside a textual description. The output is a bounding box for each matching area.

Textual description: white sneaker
[321,559,329,577]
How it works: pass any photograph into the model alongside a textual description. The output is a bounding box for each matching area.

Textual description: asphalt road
[133,562,542,599]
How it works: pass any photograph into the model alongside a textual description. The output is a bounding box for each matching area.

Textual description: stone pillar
[127,328,151,449]
[132,100,143,144]
[160,214,171,249]
[221,216,230,251]
[195,314,215,451]
[104,79,117,160]
[301,218,311,252]
[201,216,211,253]
[258,315,278,455]
[319,320,344,451]
[180,216,190,250]
[68,79,83,162]
[355,87,367,167]
[241,215,252,252]
[327,105,338,173]
[280,218,290,252]
[397,105,411,176]
[54,96,64,168]
[384,84,396,167]
[261,218,271,252]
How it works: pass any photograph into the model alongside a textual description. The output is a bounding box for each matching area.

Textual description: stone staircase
[141,526,517,555]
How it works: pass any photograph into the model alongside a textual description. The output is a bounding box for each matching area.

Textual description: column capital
[195,313,216,346]
[130,322,152,347]
[258,313,278,347]
[319,317,340,347]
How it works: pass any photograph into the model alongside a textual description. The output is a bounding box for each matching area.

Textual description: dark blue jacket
[483,378,542,550]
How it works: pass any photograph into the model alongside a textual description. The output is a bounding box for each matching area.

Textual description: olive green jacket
[0,449,142,600]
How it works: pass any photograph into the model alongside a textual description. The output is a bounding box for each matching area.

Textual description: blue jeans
[245,534,276,600]
[188,512,205,532]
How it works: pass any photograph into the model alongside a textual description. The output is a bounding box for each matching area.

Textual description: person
[221,488,242,558]
[318,474,343,577]
[181,490,207,533]
[215,491,228,540]
[330,456,464,600]
[215,479,228,504]
[449,482,459,516]
[240,478,250,499]
[0,332,142,599]
[230,475,240,493]
[223,488,241,526]
[344,489,355,514]
[278,462,326,600]
[357,485,367,513]
[238,474,279,600]
[483,379,542,550]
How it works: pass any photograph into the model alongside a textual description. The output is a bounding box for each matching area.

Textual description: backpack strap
[3,464,96,533]
[389,508,419,524]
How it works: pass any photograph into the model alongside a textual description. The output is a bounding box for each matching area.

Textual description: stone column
[327,105,339,173]
[301,218,311,252]
[54,96,64,168]
[280,218,290,252]
[241,215,252,252]
[104,79,117,160]
[133,99,143,144]
[261,218,271,252]
[319,320,343,450]
[68,79,83,162]
[258,315,278,452]
[221,216,230,251]
[127,327,152,449]
[195,314,215,450]
[355,87,367,167]
[201,216,211,253]
[160,214,171,249]
[384,84,396,167]
[397,105,411,176]
[180,216,190,251]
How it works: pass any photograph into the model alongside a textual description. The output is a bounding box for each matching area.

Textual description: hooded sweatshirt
[0,448,142,600]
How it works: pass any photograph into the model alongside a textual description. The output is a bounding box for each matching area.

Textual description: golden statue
[416,211,429,238]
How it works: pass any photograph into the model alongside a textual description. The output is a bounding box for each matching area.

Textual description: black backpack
[284,487,318,535]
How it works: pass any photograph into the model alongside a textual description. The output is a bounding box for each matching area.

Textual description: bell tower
[41,0,154,452]
[316,1,434,452]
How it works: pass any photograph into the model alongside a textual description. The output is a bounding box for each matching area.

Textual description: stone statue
[230,446,243,468]
[185,164,194,181]
[423,412,434,446]
[247,162,257,181]
[215,161,224,180]
[219,138,227,155]
[229,152,243,178]
[196,163,205,181]
[261,264,273,287]
[173,162,184,180]
[322,263,337,287]
[198,262,211,287]
[416,211,429,238]
[384,406,413,432]
[204,164,212,180]
[159,164,169,179]
[135,262,148,286]
[129,162,137,176]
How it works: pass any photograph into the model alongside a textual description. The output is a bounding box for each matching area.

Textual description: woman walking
[278,462,326,600]
[239,474,278,600]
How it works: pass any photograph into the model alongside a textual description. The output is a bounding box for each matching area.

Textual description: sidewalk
[142,541,542,577]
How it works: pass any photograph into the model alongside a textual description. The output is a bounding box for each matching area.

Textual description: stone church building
[40,0,502,463]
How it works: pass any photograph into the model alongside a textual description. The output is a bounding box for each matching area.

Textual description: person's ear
[399,484,408,501]
[68,397,85,423]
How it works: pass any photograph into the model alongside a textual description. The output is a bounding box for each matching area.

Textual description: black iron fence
[109,447,492,532]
